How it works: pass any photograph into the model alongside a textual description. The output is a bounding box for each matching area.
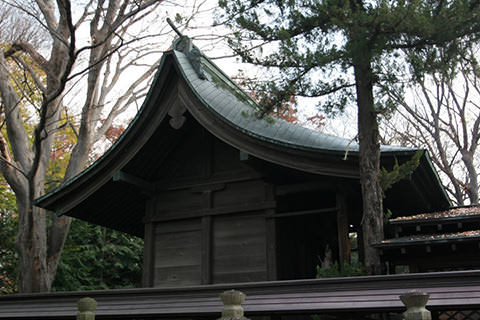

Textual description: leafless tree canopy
[382,48,480,205]
[0,2,48,47]
[0,0,221,293]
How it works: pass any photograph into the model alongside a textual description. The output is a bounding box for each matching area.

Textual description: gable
[33,47,450,237]
[154,116,254,183]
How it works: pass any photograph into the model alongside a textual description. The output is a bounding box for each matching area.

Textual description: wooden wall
[142,119,352,287]
[212,212,267,283]
[154,219,202,286]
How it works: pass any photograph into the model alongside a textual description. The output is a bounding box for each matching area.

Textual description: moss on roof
[390,205,480,224]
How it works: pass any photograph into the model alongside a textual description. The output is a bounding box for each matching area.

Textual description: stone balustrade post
[77,297,97,320]
[400,290,431,320]
[218,290,249,320]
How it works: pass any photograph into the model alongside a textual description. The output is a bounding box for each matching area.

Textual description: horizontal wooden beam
[145,201,277,223]
[2,271,480,318]
[275,181,335,195]
[269,207,337,219]
[112,171,155,192]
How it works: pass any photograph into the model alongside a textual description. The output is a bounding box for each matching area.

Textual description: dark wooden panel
[154,218,201,234]
[155,189,204,216]
[154,265,202,287]
[266,213,277,281]
[212,213,267,283]
[154,219,201,287]
[213,270,267,283]
[142,221,155,287]
[212,135,248,173]
[201,216,212,284]
[213,253,267,269]
[213,180,266,208]
[155,121,209,181]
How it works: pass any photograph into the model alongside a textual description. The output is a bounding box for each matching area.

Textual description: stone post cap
[218,290,249,320]
[400,290,430,308]
[220,290,246,305]
[77,297,97,312]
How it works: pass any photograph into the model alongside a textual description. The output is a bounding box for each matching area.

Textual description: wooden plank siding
[140,122,357,287]
[2,271,480,319]
[153,219,202,287]
[212,213,267,283]
[147,173,348,286]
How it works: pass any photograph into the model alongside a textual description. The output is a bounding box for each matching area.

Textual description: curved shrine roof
[33,37,451,235]
[174,48,411,154]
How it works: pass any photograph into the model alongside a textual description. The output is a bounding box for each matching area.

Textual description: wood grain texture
[212,213,267,283]
[2,270,480,318]
[154,219,202,286]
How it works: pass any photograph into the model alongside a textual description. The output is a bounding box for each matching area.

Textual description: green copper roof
[174,49,412,154]
[34,38,450,217]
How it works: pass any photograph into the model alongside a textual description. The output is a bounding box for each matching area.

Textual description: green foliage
[52,218,144,291]
[0,178,18,294]
[380,150,423,194]
[45,114,78,193]
[385,208,393,221]
[316,261,365,278]
[1,208,144,293]
[0,43,45,108]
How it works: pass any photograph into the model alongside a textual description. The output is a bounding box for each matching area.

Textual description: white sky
[70,0,358,147]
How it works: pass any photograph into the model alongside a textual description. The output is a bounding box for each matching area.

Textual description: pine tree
[219,0,480,274]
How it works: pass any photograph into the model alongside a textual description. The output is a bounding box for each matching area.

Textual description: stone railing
[75,289,431,320]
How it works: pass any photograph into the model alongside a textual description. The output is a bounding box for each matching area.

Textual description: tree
[0,114,139,292]
[382,45,480,205]
[0,0,166,292]
[234,70,326,128]
[219,0,480,274]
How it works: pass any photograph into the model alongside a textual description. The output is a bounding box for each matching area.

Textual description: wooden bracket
[113,171,155,193]
[239,150,250,161]
[168,102,187,129]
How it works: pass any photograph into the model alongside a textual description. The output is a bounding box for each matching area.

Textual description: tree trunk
[15,183,49,292]
[353,52,384,275]
[0,0,161,293]
[15,174,69,292]
[461,149,479,204]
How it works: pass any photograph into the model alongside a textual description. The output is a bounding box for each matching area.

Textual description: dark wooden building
[34,36,451,288]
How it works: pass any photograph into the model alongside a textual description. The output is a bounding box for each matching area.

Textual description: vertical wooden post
[218,290,249,320]
[201,188,217,285]
[77,297,97,320]
[265,184,277,280]
[142,200,156,287]
[266,215,277,280]
[201,215,212,284]
[336,193,351,267]
[400,290,431,320]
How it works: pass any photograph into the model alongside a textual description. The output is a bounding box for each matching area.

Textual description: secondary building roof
[389,205,480,225]
[377,205,480,249]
